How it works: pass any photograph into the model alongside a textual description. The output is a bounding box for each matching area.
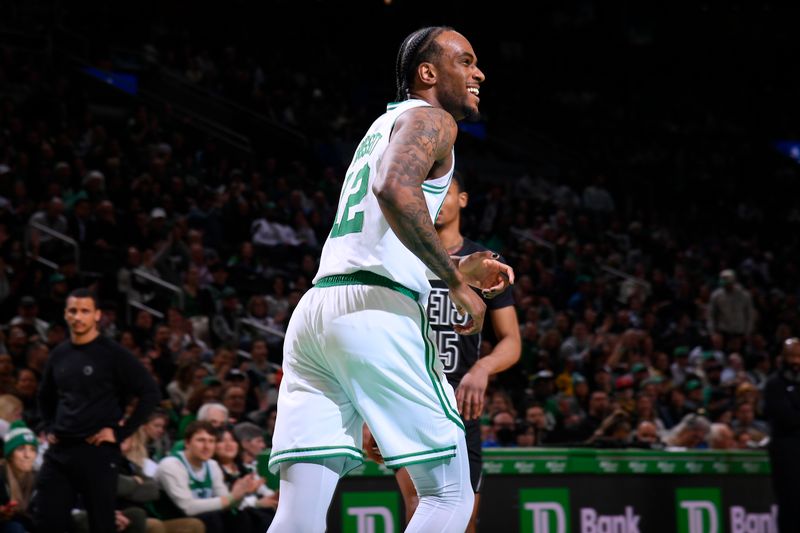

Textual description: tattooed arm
[373,107,459,284]
[373,106,485,334]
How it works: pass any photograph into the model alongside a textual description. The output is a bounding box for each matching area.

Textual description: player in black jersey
[367,173,520,531]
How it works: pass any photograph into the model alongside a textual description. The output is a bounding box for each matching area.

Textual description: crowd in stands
[0,2,799,530]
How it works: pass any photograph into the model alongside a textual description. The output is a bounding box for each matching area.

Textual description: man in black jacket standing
[764,337,800,532]
[33,288,161,532]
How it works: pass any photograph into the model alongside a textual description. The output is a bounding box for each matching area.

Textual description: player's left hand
[86,427,117,446]
[456,365,490,420]
[456,251,514,299]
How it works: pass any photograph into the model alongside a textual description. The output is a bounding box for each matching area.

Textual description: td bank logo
[341,491,399,533]
[520,488,571,533]
[676,488,722,533]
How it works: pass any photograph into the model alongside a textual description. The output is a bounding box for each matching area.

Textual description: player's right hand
[457,251,515,298]
[449,280,486,335]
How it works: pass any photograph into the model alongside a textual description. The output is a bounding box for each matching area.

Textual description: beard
[783,364,800,383]
[439,87,480,122]
[460,102,481,121]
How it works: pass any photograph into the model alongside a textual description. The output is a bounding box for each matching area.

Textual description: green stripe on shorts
[416,304,466,431]
[382,445,457,462]
[383,446,458,468]
[270,445,365,458]
[267,446,365,469]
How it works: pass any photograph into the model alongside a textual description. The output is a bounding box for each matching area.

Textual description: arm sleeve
[156,457,224,516]
[114,344,162,442]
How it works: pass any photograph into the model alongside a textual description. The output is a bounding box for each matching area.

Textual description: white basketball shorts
[268,272,465,475]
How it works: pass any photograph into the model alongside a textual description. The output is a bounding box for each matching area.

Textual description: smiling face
[10,444,37,473]
[424,31,485,121]
[214,430,239,464]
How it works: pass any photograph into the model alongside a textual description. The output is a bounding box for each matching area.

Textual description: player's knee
[414,466,473,508]
[458,485,475,515]
[270,510,326,533]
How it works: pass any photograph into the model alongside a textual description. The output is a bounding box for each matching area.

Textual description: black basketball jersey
[426,238,515,388]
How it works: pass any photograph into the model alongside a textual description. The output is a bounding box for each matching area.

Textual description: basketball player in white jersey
[267,27,514,533]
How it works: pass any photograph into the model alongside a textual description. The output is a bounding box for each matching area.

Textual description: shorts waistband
[315,271,419,301]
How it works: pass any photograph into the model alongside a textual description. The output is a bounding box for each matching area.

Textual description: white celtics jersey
[314,99,454,301]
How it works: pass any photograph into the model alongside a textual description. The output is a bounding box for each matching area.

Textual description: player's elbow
[509,346,522,365]
[506,334,523,365]
[372,178,400,207]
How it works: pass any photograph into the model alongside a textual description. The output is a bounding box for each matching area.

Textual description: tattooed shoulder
[396,107,458,162]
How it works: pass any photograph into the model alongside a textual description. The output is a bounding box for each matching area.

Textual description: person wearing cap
[683,378,705,411]
[670,346,691,387]
[224,368,259,415]
[764,337,800,531]
[630,362,649,388]
[614,374,636,415]
[33,288,160,533]
[150,207,167,221]
[210,286,242,347]
[0,420,38,531]
[149,207,169,244]
[530,369,556,404]
[688,334,726,368]
[707,269,755,342]
[9,296,49,341]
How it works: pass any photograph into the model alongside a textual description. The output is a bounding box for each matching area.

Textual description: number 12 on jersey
[330,163,370,238]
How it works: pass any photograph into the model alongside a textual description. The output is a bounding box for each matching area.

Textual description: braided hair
[395,26,453,101]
